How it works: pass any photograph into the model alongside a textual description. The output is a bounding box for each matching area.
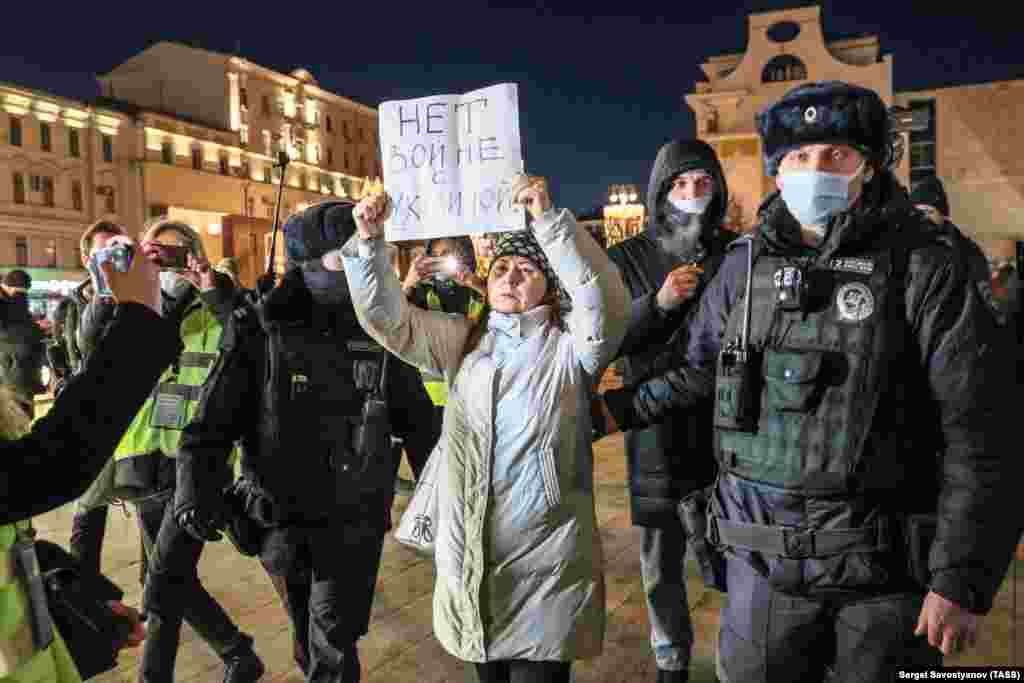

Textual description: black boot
[657,669,688,683]
[222,634,265,683]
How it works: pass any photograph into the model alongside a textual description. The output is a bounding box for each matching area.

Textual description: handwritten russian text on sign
[380,83,524,241]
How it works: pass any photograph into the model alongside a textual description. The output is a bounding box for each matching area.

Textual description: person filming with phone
[99,218,263,683]
[401,236,487,461]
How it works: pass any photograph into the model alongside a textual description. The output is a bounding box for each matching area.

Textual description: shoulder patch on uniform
[347,340,384,353]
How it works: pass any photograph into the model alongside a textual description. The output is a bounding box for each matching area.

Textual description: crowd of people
[0,79,1021,683]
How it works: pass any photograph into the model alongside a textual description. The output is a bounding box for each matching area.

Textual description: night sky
[1,1,1019,213]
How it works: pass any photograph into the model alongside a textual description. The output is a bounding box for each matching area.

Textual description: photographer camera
[0,234,169,682]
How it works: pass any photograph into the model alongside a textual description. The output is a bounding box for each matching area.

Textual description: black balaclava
[283,201,358,304]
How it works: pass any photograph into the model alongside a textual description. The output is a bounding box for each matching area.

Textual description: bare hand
[914,591,980,657]
[510,174,553,221]
[354,193,392,240]
[656,264,703,312]
[183,253,217,291]
[403,253,425,292]
[107,601,146,649]
[474,234,497,260]
[103,237,161,316]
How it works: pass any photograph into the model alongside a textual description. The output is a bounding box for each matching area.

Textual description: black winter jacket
[604,173,1017,613]
[174,267,440,530]
[606,139,735,527]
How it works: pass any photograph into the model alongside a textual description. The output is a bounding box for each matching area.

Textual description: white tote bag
[394,445,443,555]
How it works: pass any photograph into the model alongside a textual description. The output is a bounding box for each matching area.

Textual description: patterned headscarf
[490,230,571,311]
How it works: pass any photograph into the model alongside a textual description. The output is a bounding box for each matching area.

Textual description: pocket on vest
[762,349,825,413]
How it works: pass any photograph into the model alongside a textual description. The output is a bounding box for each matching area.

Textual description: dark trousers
[474,660,572,683]
[261,517,387,683]
[136,489,244,683]
[717,557,942,683]
[70,503,150,583]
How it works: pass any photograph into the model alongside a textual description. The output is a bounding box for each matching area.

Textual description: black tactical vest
[713,232,915,497]
[251,306,397,523]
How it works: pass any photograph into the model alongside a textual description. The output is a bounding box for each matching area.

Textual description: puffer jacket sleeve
[908,247,1017,615]
[341,236,474,377]
[532,208,629,376]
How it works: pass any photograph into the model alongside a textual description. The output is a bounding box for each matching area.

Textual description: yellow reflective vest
[112,301,224,461]
[0,523,80,683]
[421,288,485,407]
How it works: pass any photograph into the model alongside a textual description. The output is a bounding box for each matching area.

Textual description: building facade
[0,82,127,317]
[685,5,1023,253]
[0,41,384,308]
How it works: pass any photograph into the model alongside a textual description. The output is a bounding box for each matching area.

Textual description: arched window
[762,55,807,83]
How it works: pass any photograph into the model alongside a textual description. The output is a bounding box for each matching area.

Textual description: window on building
[9,117,21,147]
[263,164,272,183]
[102,134,113,162]
[909,98,937,185]
[105,190,116,214]
[73,246,82,267]
[192,147,203,170]
[357,126,364,142]
[344,151,350,171]
[240,124,249,145]
[326,115,333,133]
[241,158,251,178]
[314,144,321,164]
[240,87,248,108]
[30,175,40,192]
[262,94,270,115]
[40,123,51,151]
[300,170,308,189]
[15,237,27,266]
[42,177,54,206]
[161,141,174,165]
[72,180,83,210]
[327,147,333,166]
[263,130,272,156]
[68,129,80,158]
[12,172,25,204]
[359,156,366,177]
[47,239,57,268]
[761,55,807,83]
[342,120,350,141]
[219,155,229,175]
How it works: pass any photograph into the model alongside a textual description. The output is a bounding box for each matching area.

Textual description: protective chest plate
[715,246,898,492]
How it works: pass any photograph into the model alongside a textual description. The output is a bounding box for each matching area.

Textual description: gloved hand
[175,506,226,543]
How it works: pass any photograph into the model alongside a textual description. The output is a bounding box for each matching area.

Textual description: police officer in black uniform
[593,81,1018,682]
[174,200,438,682]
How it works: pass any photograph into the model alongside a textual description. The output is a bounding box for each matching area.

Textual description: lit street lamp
[603,183,645,247]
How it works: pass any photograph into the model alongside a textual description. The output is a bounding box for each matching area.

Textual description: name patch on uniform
[835,281,875,322]
[828,257,875,275]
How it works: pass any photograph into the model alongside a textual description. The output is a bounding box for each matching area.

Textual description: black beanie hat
[909,175,950,217]
[757,81,891,176]
[283,200,358,263]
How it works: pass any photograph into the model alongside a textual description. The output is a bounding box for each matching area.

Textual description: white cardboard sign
[379,83,525,241]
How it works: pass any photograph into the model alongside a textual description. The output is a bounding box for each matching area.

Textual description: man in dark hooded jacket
[604,139,735,683]
[594,82,1017,682]
[174,200,439,682]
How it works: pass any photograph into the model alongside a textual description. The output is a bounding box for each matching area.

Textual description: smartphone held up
[88,244,134,297]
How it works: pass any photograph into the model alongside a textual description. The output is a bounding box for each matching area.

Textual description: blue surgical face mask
[779,162,867,226]
[668,195,712,215]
